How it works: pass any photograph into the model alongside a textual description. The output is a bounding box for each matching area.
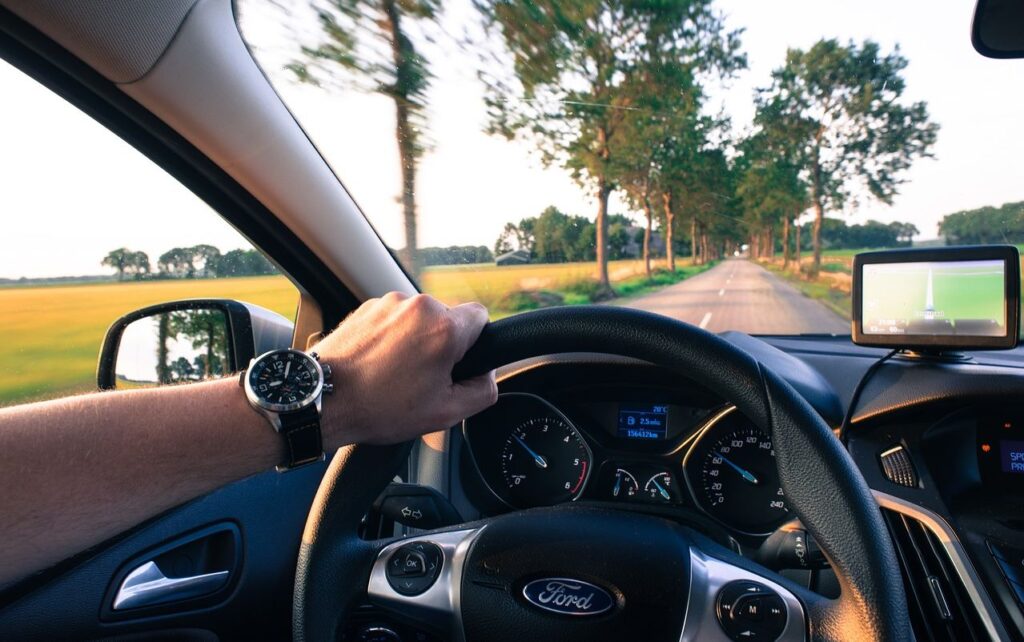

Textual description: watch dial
[249,351,320,407]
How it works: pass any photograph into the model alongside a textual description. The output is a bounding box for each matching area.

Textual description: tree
[616,64,702,276]
[476,0,743,295]
[102,248,131,281]
[102,248,151,281]
[190,244,221,278]
[736,131,808,267]
[939,202,1024,244]
[758,39,938,276]
[126,251,151,280]
[287,0,441,278]
[158,247,194,278]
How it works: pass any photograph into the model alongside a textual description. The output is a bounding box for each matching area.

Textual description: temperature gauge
[644,471,676,502]
[611,468,640,499]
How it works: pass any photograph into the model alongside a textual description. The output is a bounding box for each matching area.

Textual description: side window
[0,59,299,408]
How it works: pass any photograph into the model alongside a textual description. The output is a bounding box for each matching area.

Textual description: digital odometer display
[617,404,669,440]
[500,417,592,507]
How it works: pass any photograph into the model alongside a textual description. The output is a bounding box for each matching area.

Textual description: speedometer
[500,417,592,507]
[685,411,790,533]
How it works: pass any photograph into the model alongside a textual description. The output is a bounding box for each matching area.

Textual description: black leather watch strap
[276,404,324,471]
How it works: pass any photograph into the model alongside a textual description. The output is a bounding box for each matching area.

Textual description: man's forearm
[0,377,284,586]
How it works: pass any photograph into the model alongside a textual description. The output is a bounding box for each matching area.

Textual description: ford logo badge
[521,577,615,616]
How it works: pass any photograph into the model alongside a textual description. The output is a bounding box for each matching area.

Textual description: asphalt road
[622,259,849,335]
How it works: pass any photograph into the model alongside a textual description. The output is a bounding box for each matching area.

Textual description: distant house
[495,249,531,266]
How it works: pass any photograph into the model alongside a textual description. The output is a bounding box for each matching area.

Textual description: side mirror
[97,299,294,391]
[972,0,1024,58]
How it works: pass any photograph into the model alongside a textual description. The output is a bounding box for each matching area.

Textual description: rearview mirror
[98,300,294,390]
[972,0,1024,58]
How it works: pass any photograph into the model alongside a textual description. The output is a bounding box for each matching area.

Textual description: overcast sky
[2,0,1022,279]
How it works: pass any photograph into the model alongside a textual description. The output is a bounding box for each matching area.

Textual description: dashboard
[460,365,792,541]
[448,347,1024,641]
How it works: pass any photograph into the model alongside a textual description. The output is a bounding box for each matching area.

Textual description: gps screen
[861,259,1006,337]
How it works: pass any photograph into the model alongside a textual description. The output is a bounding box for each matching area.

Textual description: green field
[0,276,299,407]
[0,258,684,407]
[420,258,667,309]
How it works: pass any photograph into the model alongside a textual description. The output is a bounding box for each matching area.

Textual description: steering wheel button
[385,543,443,596]
[733,595,764,621]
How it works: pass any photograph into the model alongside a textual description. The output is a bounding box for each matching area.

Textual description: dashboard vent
[882,508,987,641]
[879,445,918,488]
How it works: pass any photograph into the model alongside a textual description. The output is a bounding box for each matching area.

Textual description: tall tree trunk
[384,0,419,278]
[768,227,775,258]
[782,217,791,268]
[795,220,802,268]
[642,197,653,278]
[811,198,824,278]
[810,143,824,278]
[596,178,612,292]
[205,321,215,378]
[157,314,170,385]
[662,191,676,271]
[691,222,698,263]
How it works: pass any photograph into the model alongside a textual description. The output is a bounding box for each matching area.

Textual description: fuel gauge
[611,468,640,499]
[644,471,676,502]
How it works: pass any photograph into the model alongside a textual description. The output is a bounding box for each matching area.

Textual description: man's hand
[313,292,497,447]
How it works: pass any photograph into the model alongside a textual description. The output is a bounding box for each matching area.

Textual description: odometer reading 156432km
[500,417,592,507]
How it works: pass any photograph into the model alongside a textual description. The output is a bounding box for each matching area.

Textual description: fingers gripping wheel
[294,306,911,642]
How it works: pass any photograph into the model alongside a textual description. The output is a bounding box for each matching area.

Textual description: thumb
[449,370,498,421]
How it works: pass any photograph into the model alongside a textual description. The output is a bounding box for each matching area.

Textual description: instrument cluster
[462,392,791,536]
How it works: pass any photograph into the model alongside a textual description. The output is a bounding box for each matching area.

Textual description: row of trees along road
[102,246,276,281]
[284,0,937,290]
[939,201,1024,244]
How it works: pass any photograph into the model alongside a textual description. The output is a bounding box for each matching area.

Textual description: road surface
[622,259,849,335]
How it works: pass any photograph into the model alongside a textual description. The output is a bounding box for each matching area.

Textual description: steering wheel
[293,307,910,641]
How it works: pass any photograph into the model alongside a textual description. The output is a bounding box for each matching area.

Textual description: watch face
[247,350,321,410]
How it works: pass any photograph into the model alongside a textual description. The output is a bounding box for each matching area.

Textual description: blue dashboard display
[1001,440,1024,474]
[618,404,669,440]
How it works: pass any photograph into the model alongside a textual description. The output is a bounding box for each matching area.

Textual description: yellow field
[420,258,665,308]
[0,276,298,407]
[0,259,666,407]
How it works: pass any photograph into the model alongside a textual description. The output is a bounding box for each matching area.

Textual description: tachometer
[685,412,790,533]
[500,417,592,507]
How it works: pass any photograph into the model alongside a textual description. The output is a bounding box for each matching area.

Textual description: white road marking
[699,312,712,329]
[718,288,725,296]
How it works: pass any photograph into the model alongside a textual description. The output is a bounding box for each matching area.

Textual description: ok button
[389,550,426,577]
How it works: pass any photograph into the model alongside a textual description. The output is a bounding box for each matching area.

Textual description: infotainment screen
[852,246,1020,349]
[617,404,669,440]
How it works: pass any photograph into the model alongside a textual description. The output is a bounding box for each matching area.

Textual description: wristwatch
[241,348,334,471]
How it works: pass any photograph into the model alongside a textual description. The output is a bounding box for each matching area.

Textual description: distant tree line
[495,206,642,264]
[939,201,1024,245]
[806,219,919,251]
[102,246,277,281]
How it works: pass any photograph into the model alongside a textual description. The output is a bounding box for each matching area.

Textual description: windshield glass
[238,1,1022,334]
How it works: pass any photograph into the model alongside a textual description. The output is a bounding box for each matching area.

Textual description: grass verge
[489,261,716,317]
[761,261,852,319]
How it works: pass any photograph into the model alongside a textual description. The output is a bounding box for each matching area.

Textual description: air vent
[880,445,918,488]
[883,509,987,641]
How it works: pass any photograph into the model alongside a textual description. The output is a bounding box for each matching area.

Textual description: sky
[2,0,1022,279]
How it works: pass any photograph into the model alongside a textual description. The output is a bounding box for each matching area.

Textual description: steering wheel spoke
[367,528,481,640]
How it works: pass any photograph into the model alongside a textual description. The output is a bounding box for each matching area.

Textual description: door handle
[112,560,229,610]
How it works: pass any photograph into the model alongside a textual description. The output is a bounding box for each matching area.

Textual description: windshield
[238,1,1022,334]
